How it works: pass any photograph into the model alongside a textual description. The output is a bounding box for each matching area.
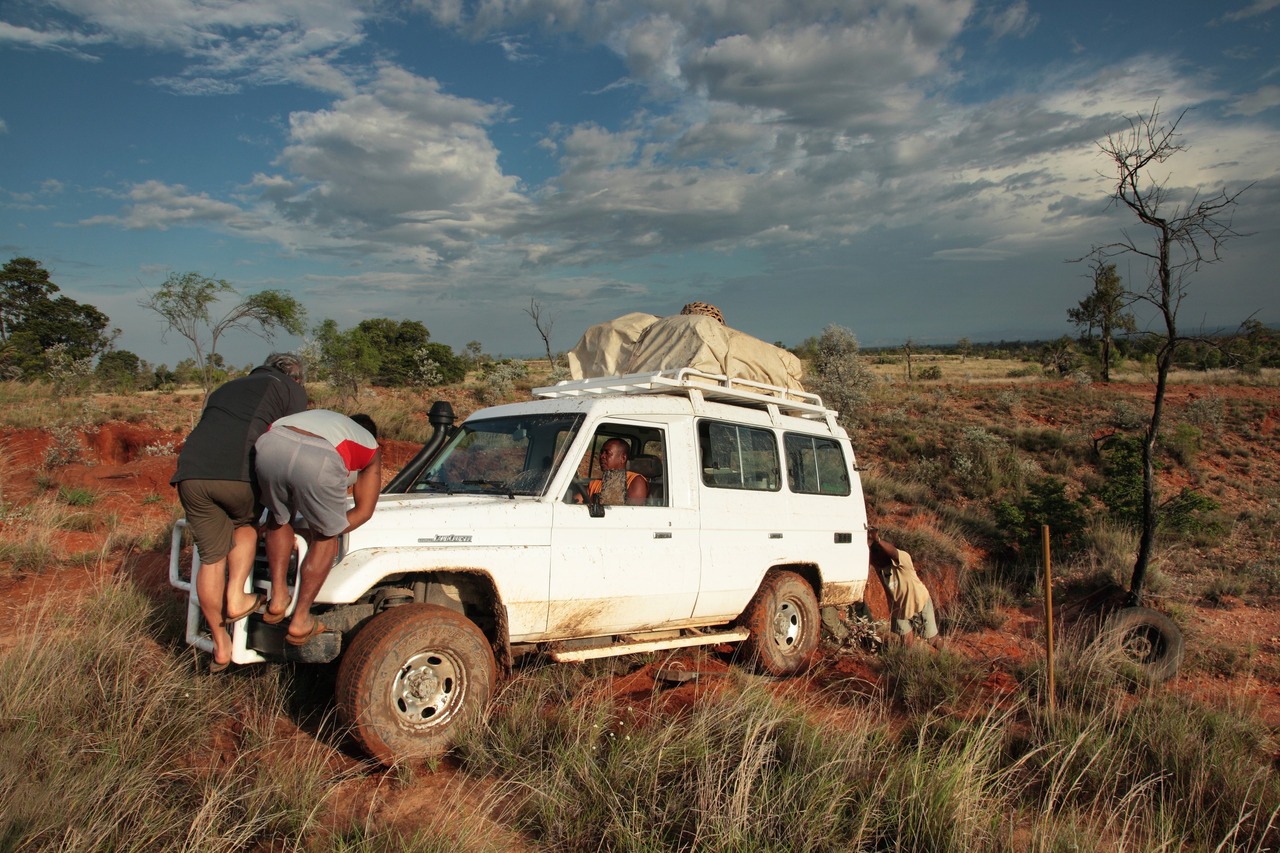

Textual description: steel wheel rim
[391,649,466,727]
[1122,626,1160,663]
[770,598,803,649]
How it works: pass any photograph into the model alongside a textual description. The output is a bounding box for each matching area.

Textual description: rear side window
[698,420,780,491]
[785,433,851,496]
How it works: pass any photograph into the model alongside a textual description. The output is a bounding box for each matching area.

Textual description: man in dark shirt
[172,352,307,670]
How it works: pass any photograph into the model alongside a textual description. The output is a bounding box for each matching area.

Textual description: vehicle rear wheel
[336,603,496,764]
[1098,606,1184,684]
[737,570,820,676]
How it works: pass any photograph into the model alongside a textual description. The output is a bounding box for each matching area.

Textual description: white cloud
[1227,85,1280,116]
[1219,0,1280,23]
[79,180,255,230]
[980,1,1038,40]
[3,0,369,92]
[260,65,527,259]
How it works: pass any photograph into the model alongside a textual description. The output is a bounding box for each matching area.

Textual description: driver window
[565,426,667,507]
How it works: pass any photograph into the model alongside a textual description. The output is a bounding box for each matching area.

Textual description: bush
[478,359,529,405]
[806,325,876,430]
[1094,434,1143,527]
[1161,422,1202,468]
[992,476,1090,558]
[1159,487,1224,541]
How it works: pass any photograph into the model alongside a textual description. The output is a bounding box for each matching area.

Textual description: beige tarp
[567,313,805,391]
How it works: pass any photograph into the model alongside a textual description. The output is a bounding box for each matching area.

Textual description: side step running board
[549,628,750,663]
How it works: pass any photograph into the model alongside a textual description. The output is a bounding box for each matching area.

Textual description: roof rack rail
[533,368,833,420]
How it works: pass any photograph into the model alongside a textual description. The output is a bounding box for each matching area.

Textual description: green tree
[313,319,381,402]
[0,257,114,379]
[95,350,142,392]
[353,318,464,386]
[140,272,306,398]
[1089,103,1248,604]
[1068,261,1136,383]
[1038,335,1079,376]
[0,257,58,345]
[1228,319,1280,373]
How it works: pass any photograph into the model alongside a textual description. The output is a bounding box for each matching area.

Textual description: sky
[2,0,1278,368]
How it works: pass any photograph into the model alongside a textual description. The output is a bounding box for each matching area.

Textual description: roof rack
[533,368,834,421]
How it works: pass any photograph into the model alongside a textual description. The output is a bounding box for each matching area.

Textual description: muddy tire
[737,570,820,676]
[336,603,496,765]
[1098,606,1184,684]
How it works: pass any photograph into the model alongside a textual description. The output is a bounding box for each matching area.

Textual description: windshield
[408,413,585,496]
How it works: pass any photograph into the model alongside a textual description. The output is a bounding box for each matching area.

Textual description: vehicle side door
[548,420,701,638]
[694,418,791,620]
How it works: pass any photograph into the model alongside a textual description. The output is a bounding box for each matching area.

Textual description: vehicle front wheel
[336,603,496,764]
[737,570,820,676]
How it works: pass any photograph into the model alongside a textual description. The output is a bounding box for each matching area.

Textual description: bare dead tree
[1091,103,1249,604]
[524,297,556,366]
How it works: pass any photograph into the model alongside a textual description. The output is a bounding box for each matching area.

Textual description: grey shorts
[893,599,939,640]
[176,479,257,564]
[255,428,351,538]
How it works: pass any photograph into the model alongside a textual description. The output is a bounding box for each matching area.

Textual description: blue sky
[2,0,1278,368]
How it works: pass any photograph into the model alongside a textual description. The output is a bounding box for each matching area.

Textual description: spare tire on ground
[1097,606,1184,684]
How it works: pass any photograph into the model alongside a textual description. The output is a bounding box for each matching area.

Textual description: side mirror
[588,494,606,518]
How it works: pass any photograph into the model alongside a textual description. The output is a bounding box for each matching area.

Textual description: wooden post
[1042,524,1055,713]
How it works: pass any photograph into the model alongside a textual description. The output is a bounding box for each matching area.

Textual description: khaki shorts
[255,428,351,538]
[176,479,258,565]
[892,599,939,640]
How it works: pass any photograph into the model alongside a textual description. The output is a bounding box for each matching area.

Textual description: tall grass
[451,644,1280,852]
[0,579,348,851]
[1012,627,1280,850]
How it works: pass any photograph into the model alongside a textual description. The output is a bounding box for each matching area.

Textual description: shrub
[992,476,1090,558]
[806,325,877,430]
[57,486,96,507]
[478,359,528,405]
[1159,487,1224,542]
[1160,422,1202,468]
[1094,434,1143,527]
[951,426,1023,498]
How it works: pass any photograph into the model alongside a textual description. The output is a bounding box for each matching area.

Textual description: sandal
[224,592,265,623]
[285,621,327,647]
[262,597,292,625]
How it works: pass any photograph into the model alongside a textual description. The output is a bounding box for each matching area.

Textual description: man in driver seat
[582,438,649,506]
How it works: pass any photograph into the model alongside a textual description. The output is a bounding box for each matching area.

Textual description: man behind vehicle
[171,352,307,670]
[868,527,940,648]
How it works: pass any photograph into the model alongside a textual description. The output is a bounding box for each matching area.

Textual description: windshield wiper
[462,479,515,499]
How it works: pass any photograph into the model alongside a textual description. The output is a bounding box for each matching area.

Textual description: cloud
[77,61,533,272]
[1227,85,1280,116]
[0,19,109,59]
[1217,0,1280,23]
[259,65,527,260]
[79,180,255,230]
[979,1,1038,39]
[2,0,369,93]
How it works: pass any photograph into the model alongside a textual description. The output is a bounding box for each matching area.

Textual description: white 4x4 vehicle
[170,369,871,763]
